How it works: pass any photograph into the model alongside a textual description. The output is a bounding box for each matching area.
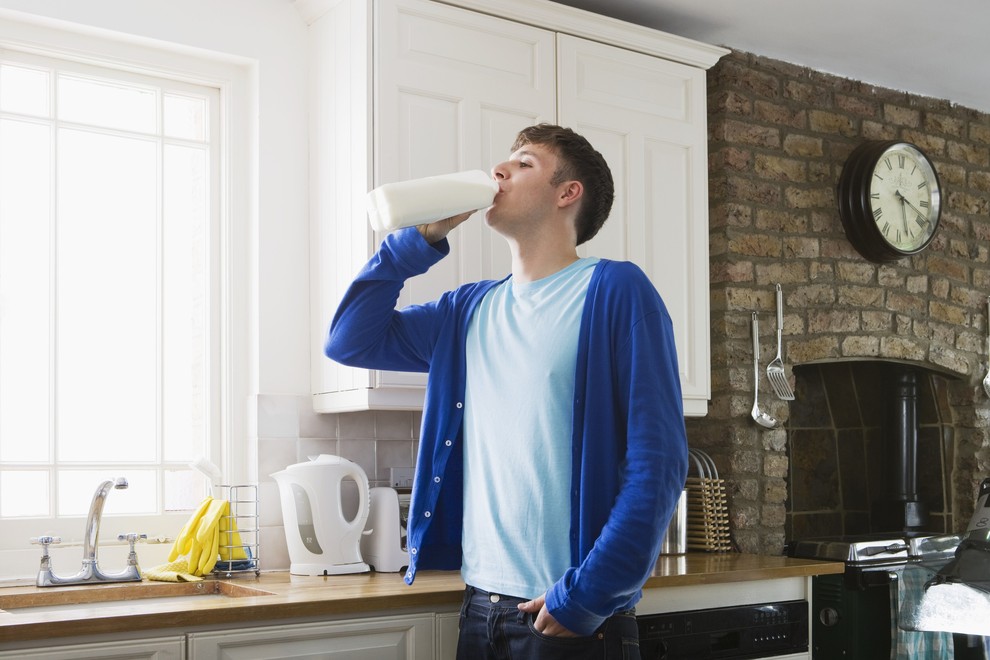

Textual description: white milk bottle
[366,170,498,233]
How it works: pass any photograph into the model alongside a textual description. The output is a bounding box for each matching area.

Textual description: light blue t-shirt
[461,257,599,599]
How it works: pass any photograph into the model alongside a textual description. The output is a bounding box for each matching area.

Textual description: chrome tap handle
[118,532,147,544]
[30,535,62,547]
[118,533,147,552]
[118,533,147,568]
[30,536,62,561]
[31,536,62,580]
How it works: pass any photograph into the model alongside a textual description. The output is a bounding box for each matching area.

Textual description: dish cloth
[142,558,203,582]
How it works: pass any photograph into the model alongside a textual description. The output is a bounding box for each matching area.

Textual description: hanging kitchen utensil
[983,296,990,398]
[767,283,795,400]
[751,313,779,429]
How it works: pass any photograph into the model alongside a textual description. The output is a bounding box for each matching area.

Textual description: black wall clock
[837,140,942,263]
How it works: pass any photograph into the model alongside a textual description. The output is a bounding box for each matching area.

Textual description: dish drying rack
[212,484,261,577]
[686,448,732,552]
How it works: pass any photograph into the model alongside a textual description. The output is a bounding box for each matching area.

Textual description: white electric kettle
[271,454,371,575]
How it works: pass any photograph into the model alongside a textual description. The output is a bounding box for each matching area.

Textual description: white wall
[0,0,312,399]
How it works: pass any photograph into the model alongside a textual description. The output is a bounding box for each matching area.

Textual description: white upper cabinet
[558,35,712,414]
[303,0,726,416]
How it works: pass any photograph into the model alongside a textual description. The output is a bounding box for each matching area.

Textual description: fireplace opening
[785,360,955,542]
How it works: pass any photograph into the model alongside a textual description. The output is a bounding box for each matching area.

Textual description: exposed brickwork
[685,50,990,554]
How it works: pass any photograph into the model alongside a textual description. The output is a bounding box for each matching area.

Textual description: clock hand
[892,189,913,237]
[895,189,908,229]
[897,192,929,223]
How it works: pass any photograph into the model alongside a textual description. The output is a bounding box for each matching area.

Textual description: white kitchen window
[0,21,252,578]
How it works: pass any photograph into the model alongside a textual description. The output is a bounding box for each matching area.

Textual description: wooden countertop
[0,554,842,645]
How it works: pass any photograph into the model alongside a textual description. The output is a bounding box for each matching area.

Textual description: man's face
[485,142,563,236]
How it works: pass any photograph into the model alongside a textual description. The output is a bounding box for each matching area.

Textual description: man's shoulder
[439,276,506,308]
[593,259,652,288]
[590,259,667,314]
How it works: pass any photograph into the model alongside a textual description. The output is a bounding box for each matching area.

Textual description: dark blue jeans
[456,586,641,660]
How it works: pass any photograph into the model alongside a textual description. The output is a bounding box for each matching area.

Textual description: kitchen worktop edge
[0,554,843,644]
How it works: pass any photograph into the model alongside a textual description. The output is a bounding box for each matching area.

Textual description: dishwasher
[637,600,808,659]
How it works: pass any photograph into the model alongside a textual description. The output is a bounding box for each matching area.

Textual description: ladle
[983,296,990,398]
[751,312,779,429]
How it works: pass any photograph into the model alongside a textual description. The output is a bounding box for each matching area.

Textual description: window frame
[0,14,253,580]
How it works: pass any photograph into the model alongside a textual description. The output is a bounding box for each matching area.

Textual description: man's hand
[517,593,579,638]
[416,210,474,244]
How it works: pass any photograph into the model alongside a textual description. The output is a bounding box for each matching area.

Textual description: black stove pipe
[872,365,929,532]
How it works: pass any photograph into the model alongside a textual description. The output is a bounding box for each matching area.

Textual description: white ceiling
[553,0,990,114]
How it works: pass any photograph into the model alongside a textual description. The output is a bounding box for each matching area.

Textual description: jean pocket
[522,614,600,655]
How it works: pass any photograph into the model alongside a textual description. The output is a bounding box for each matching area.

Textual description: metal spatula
[767,283,795,400]
[751,313,779,429]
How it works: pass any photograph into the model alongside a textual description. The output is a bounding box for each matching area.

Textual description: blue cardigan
[326,228,688,635]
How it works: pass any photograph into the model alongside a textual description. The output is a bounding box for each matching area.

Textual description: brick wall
[684,50,990,554]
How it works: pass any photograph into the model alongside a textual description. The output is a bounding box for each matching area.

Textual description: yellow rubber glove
[167,497,213,563]
[218,500,248,561]
[200,524,220,574]
[191,498,227,575]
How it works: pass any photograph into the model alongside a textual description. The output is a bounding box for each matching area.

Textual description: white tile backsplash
[338,410,377,440]
[256,394,420,570]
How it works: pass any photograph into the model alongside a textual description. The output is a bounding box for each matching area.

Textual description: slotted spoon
[767,283,795,400]
[751,312,779,429]
[984,296,990,398]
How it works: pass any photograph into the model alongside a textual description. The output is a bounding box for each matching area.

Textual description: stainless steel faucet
[31,477,145,587]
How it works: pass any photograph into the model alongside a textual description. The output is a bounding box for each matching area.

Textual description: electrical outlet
[390,467,415,488]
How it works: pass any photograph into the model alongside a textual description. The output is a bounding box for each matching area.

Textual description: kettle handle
[342,461,371,531]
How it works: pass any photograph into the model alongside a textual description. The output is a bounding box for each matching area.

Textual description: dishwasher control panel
[637,599,808,659]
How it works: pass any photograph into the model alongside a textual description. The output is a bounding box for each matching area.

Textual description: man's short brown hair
[511,124,614,245]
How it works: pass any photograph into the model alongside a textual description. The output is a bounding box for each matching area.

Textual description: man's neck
[508,238,580,284]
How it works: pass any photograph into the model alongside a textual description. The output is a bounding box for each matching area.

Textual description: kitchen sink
[0,580,275,615]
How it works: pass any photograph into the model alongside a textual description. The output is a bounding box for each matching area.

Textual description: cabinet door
[557,35,711,415]
[188,614,434,659]
[371,0,556,390]
[435,611,459,660]
[0,636,184,659]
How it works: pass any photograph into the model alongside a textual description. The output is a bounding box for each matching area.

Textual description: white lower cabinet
[187,614,434,659]
[435,612,459,660]
[0,636,184,660]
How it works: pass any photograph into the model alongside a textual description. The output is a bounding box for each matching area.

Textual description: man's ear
[558,180,583,209]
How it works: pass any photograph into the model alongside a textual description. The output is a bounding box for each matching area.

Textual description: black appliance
[787,534,918,659]
[637,600,808,659]
[785,534,971,659]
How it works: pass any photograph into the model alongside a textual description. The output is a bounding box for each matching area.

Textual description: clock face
[837,140,943,263]
[868,144,941,253]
